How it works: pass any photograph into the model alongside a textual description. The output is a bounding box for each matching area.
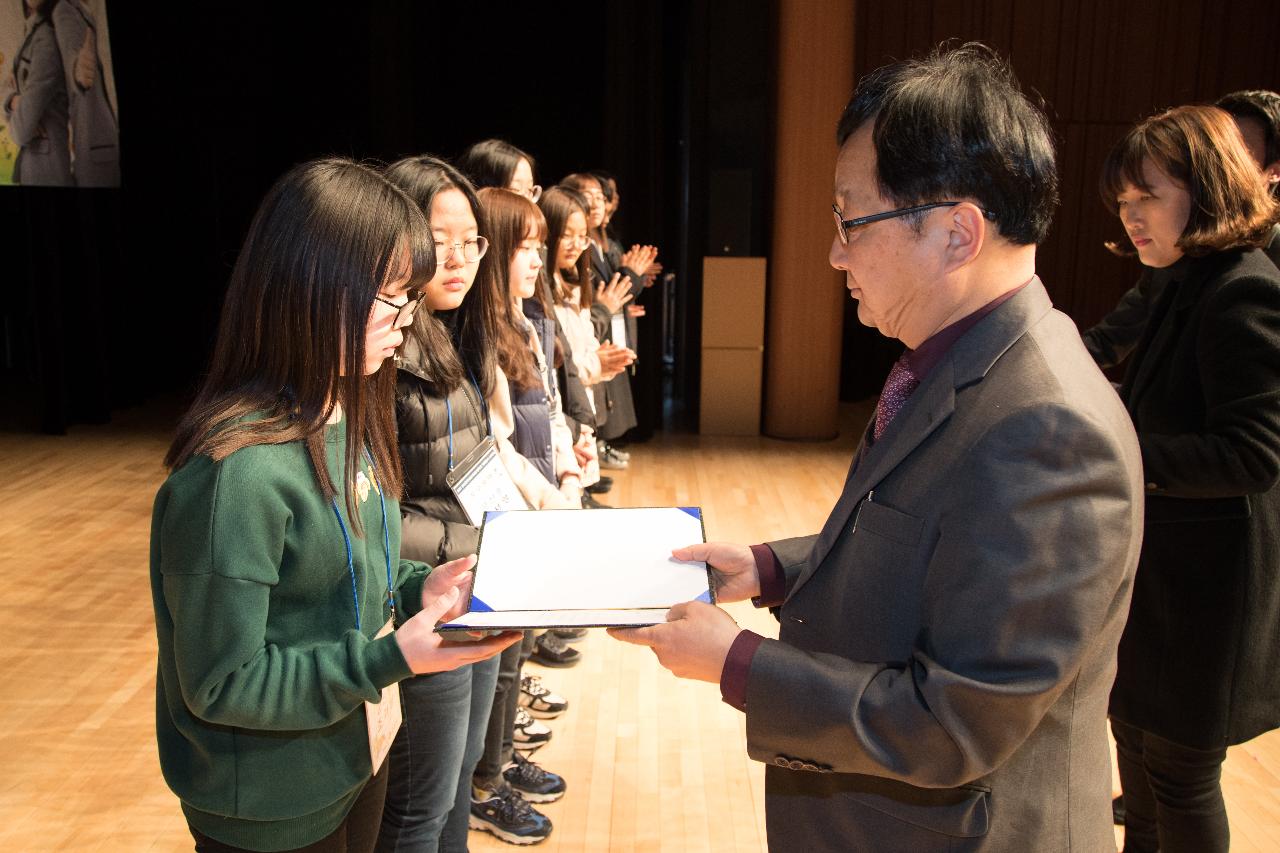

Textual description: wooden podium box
[700,257,766,435]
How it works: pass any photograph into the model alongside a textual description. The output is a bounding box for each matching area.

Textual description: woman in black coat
[1102,105,1280,853]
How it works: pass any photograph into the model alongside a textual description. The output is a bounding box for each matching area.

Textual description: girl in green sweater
[150,158,518,853]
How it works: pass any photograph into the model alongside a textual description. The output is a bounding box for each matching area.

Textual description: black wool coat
[394,335,488,566]
[1109,247,1280,748]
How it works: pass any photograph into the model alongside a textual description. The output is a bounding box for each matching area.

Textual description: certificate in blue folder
[439,506,712,631]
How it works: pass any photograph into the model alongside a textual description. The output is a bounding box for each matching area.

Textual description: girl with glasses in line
[461,185,609,845]
[560,173,654,467]
[538,186,635,464]
[151,158,517,853]
[376,156,569,851]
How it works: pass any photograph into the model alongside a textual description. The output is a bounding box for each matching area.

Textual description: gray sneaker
[598,446,629,470]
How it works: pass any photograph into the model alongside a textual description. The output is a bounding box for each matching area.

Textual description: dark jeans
[376,656,500,853]
[190,763,388,853]
[475,632,535,783]
[1112,717,1230,853]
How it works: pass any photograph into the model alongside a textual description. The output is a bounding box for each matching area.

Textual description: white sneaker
[520,674,569,718]
[513,707,552,750]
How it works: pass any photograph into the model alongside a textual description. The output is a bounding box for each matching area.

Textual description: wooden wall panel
[762,0,856,439]
[833,0,1280,392]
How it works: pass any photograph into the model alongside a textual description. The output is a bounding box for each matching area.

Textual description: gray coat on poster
[4,15,71,186]
[52,0,119,187]
[749,281,1144,852]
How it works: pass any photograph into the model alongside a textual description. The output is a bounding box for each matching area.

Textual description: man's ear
[941,202,986,273]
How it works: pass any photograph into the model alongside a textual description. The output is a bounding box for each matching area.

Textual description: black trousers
[190,763,389,853]
[1111,717,1230,853]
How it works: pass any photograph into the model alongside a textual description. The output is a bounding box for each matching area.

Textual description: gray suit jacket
[748,280,1143,852]
[6,17,71,186]
[52,0,120,187]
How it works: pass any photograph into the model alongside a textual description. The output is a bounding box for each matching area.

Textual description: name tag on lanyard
[446,436,530,527]
[365,618,402,774]
[610,312,627,349]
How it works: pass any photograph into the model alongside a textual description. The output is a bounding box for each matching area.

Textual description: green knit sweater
[150,415,429,851]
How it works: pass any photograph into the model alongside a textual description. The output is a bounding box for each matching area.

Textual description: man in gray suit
[612,45,1144,852]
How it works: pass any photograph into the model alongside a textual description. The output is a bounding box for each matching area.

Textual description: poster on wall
[0,0,119,187]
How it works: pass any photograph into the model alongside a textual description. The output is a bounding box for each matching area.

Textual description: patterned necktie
[873,354,919,441]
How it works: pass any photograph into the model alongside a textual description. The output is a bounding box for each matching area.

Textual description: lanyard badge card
[365,619,402,774]
[610,312,628,349]
[446,435,530,527]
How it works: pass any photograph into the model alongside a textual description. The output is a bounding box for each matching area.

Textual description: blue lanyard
[330,452,395,632]
[464,368,493,438]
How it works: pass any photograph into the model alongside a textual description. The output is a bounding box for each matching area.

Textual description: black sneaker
[585,476,613,494]
[512,707,552,751]
[470,781,552,845]
[530,631,581,667]
[550,627,588,642]
[581,493,611,509]
[503,753,566,803]
[519,674,568,719]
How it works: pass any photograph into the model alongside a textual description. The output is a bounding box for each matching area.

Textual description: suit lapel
[788,279,1054,602]
[791,366,956,597]
[591,246,612,284]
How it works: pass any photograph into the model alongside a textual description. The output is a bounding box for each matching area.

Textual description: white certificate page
[440,506,710,630]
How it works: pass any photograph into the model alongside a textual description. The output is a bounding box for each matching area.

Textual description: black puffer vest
[394,334,489,565]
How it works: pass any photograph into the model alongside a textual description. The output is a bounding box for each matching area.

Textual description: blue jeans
[376,656,500,853]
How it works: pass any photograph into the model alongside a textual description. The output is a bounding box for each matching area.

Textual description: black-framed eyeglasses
[832,201,996,245]
[436,236,489,265]
[374,290,424,330]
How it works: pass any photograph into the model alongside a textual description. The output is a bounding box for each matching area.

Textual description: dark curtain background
[5,1,1275,431]
[0,0,711,434]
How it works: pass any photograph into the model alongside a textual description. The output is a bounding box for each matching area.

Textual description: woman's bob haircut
[1100,104,1279,256]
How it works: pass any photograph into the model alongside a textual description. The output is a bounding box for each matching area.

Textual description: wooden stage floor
[0,401,1276,852]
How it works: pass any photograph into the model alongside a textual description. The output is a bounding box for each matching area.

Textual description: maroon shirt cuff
[719,629,766,711]
[750,543,786,608]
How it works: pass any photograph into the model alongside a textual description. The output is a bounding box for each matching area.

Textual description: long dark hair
[165,158,432,531]
[383,155,502,398]
[477,187,546,391]
[539,186,594,312]
[457,139,535,190]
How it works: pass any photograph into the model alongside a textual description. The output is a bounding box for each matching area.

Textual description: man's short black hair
[1216,89,1280,168]
[836,43,1058,246]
